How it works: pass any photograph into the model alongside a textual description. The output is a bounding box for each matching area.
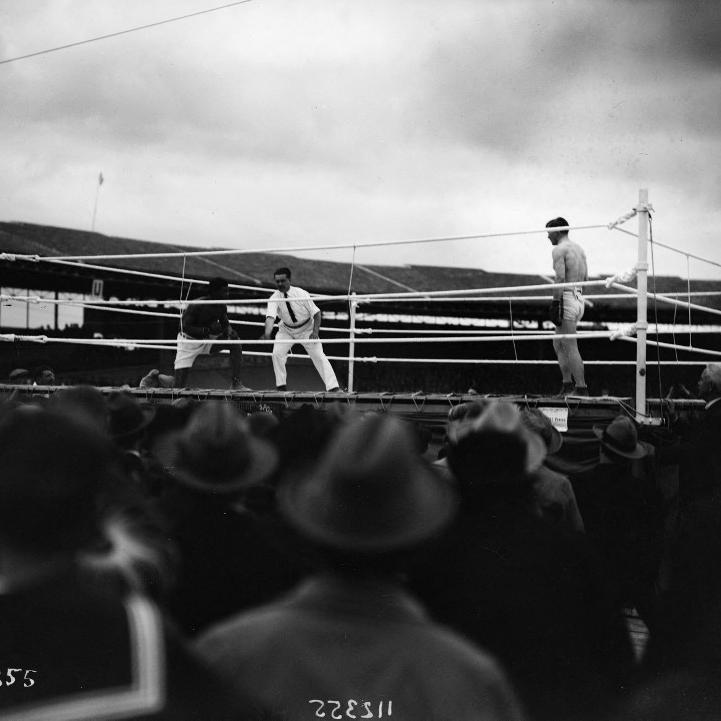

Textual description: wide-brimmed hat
[157,402,278,493]
[107,392,155,440]
[521,408,563,455]
[449,401,547,476]
[50,385,109,432]
[593,416,647,460]
[278,414,457,552]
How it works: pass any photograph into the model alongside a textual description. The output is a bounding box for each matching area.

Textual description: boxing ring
[2,189,720,428]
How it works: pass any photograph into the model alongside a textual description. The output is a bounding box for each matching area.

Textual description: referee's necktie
[284,292,298,324]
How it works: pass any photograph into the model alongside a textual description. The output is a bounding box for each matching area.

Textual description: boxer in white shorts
[173,277,249,390]
[546,217,589,397]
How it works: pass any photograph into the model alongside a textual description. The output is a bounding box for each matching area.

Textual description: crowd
[0,363,720,720]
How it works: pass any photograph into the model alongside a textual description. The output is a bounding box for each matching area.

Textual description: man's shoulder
[551,243,567,259]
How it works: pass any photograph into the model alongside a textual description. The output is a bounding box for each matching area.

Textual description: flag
[98,172,104,186]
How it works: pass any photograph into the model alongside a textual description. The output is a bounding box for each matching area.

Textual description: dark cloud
[416,1,721,180]
[644,0,721,69]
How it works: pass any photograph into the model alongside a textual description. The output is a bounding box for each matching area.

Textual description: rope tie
[609,324,638,341]
[410,391,426,413]
[0,253,40,262]
[605,267,638,288]
[378,393,394,413]
[607,208,637,229]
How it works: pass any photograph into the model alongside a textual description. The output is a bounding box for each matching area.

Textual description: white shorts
[173,332,220,370]
[562,289,585,323]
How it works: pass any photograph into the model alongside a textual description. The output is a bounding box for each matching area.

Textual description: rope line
[611,284,721,319]
[609,225,721,271]
[0,1,254,66]
[616,335,721,358]
[13,258,719,301]
[0,331,617,346]
[21,224,612,262]
[0,279,614,306]
[43,258,272,294]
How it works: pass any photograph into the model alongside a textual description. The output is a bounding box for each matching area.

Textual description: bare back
[552,239,588,286]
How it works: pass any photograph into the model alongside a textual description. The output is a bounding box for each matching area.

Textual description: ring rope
[12,296,718,335]
[0,331,618,346]
[27,258,272,295]
[3,330,720,354]
[25,223,613,263]
[616,335,721,358]
[0,279,618,306]
[611,283,721,319]
[608,226,721,272]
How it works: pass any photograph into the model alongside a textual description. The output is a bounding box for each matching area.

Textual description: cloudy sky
[1,0,720,281]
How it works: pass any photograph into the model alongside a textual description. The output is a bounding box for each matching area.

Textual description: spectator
[197,414,524,721]
[0,405,251,719]
[521,408,585,533]
[645,363,721,673]
[8,367,32,384]
[155,402,300,635]
[572,415,664,625]
[49,384,109,432]
[412,401,634,721]
[679,362,721,497]
[32,364,56,386]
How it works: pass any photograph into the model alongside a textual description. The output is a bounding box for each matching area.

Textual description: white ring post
[348,292,358,392]
[636,189,650,420]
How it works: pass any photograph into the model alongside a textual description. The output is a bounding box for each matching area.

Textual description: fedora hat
[593,415,647,460]
[449,401,547,476]
[521,408,563,455]
[158,402,277,494]
[278,414,457,552]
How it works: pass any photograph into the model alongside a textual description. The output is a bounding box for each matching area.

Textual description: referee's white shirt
[266,286,319,328]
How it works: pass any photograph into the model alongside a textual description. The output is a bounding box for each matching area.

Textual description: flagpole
[91,172,104,231]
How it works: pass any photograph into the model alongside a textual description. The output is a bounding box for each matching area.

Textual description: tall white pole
[348,292,358,393]
[635,189,649,420]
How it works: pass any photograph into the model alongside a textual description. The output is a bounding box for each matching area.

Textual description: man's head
[33,365,55,385]
[0,406,119,553]
[207,276,229,299]
[274,267,292,293]
[546,216,570,246]
[699,363,721,403]
[8,368,31,385]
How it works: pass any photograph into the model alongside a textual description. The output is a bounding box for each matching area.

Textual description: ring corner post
[635,188,650,421]
[348,292,358,393]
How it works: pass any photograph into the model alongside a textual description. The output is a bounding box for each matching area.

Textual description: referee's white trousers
[272,326,339,390]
